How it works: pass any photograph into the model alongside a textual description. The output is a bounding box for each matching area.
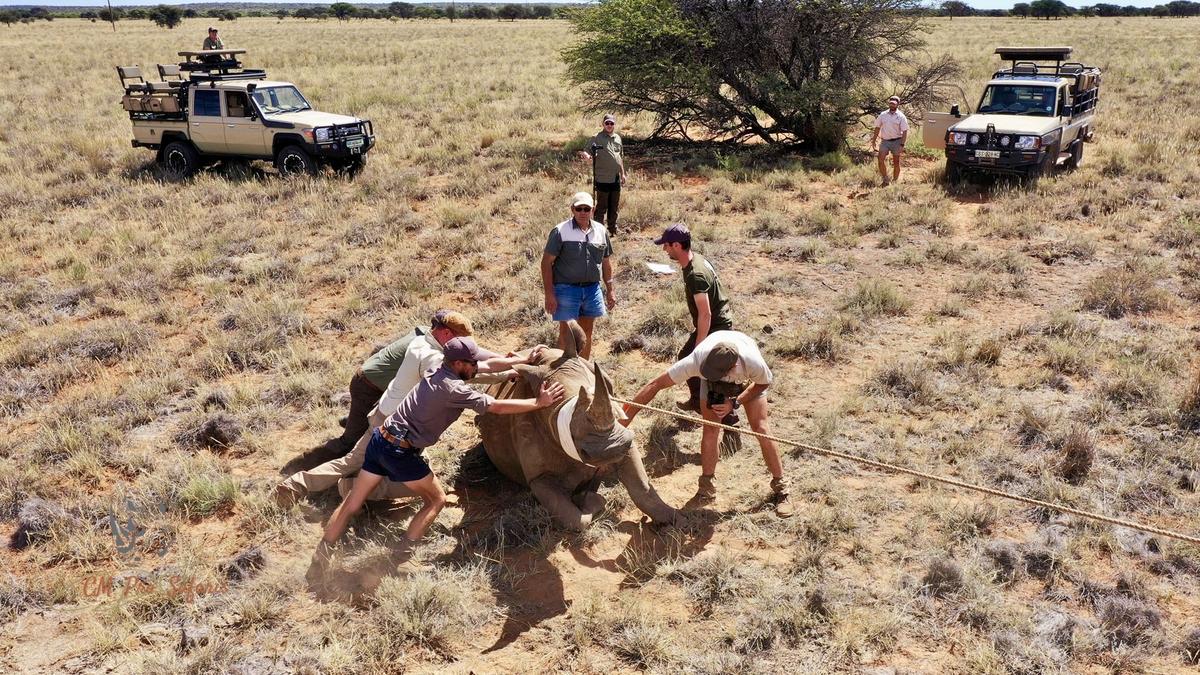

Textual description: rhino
[477,322,678,531]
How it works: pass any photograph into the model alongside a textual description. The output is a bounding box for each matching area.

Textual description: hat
[700,342,739,381]
[443,337,485,363]
[431,309,473,336]
[888,95,900,103]
[653,223,691,246]
[208,26,218,31]
[571,191,595,208]
[603,114,616,124]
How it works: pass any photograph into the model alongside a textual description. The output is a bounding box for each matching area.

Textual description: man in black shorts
[308,337,565,582]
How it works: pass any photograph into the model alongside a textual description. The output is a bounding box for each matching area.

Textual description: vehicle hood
[263,110,362,128]
[950,114,1060,136]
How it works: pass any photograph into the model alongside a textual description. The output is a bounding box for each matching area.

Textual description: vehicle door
[1057,85,1078,145]
[189,89,226,154]
[922,112,958,150]
[223,90,267,156]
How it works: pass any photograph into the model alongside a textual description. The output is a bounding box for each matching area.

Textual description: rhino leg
[617,453,678,526]
[530,476,591,532]
[573,491,606,517]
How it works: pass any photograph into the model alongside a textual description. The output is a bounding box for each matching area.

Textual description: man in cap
[276,310,542,506]
[654,224,734,415]
[308,337,566,584]
[541,191,616,360]
[620,331,793,517]
[202,27,224,64]
[581,114,627,235]
[871,96,909,186]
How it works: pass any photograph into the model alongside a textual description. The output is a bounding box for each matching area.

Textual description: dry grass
[2,15,1199,674]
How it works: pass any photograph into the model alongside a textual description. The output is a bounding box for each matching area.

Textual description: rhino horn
[560,320,585,359]
[587,362,616,429]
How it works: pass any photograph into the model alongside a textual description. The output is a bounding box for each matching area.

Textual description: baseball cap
[430,309,474,336]
[571,191,595,208]
[603,114,616,124]
[700,342,739,381]
[443,337,485,363]
[208,26,218,31]
[653,223,691,246]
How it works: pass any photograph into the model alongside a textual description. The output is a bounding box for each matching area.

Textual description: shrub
[839,278,910,318]
[974,339,1002,366]
[365,565,492,658]
[176,413,242,450]
[178,474,238,518]
[1082,260,1171,318]
[1179,368,1200,431]
[1056,427,1095,485]
[870,361,935,404]
[1100,365,1163,409]
[1098,597,1162,649]
[1182,628,1200,666]
[772,323,843,362]
[921,558,964,598]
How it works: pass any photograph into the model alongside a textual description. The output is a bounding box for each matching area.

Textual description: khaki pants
[283,409,416,502]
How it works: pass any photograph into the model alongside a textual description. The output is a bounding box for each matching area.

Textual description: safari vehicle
[924,47,1100,184]
[117,49,375,177]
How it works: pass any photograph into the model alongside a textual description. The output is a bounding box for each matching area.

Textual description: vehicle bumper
[946,146,1052,175]
[310,135,375,160]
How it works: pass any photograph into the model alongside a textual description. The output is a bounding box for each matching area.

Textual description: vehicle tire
[945,161,963,185]
[1025,150,1055,186]
[1066,141,1084,170]
[275,145,317,177]
[159,141,199,178]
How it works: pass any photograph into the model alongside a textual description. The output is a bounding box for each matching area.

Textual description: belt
[560,281,600,287]
[378,426,416,450]
[882,137,903,142]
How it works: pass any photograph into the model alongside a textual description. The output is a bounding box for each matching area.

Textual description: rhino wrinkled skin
[477,323,678,530]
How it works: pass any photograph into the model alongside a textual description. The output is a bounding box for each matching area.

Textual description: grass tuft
[839,278,911,318]
[1081,260,1172,318]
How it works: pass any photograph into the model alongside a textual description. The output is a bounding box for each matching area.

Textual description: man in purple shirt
[308,337,565,584]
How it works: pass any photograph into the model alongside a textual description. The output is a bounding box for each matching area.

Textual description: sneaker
[696,474,717,502]
[770,477,794,518]
[274,483,302,509]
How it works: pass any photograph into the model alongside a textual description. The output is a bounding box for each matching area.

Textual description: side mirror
[249,111,259,121]
[950,104,961,117]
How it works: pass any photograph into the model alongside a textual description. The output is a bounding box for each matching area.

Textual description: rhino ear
[559,321,587,360]
[589,361,617,428]
[512,363,547,390]
[570,385,593,436]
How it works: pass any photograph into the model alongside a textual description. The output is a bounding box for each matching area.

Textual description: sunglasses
[603,122,615,126]
[573,205,593,212]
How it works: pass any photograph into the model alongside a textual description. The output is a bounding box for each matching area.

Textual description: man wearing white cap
[540,191,616,359]
[620,330,793,517]
[871,95,909,186]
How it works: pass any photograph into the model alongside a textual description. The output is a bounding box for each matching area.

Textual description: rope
[614,397,1200,547]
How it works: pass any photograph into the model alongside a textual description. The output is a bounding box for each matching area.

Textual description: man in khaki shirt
[870,96,909,186]
[582,114,627,235]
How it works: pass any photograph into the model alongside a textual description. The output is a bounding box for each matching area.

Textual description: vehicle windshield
[978,84,1057,117]
[252,86,311,114]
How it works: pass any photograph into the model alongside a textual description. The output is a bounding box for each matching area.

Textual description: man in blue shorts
[540,191,616,360]
[308,337,565,583]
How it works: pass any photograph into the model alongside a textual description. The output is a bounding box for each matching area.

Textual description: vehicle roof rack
[176,49,266,82]
[994,46,1073,63]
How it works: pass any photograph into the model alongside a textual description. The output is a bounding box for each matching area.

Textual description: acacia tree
[564,0,958,149]
[149,5,183,28]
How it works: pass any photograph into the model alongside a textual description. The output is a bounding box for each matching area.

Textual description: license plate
[975,150,1000,159]
[346,138,364,149]
[350,148,361,155]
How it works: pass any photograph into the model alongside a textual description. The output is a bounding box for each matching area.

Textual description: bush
[921,558,964,598]
[1082,260,1171,318]
[839,278,911,318]
[1179,368,1200,431]
[870,361,935,404]
[563,0,958,148]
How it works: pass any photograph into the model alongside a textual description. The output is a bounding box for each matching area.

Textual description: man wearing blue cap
[654,224,734,414]
[308,337,566,584]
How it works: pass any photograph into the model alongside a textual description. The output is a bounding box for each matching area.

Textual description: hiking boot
[770,477,794,518]
[675,398,701,414]
[274,483,302,509]
[696,474,717,502]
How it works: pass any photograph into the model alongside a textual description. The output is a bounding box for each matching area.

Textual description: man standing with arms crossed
[582,114,627,235]
[871,95,909,186]
[542,191,616,360]
[653,224,734,415]
[621,331,793,517]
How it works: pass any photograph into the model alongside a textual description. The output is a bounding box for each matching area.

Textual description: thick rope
[614,397,1200,547]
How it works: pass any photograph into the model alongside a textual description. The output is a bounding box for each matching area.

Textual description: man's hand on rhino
[526,345,549,363]
[536,381,566,408]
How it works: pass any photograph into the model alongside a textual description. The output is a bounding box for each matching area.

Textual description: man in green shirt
[654,224,734,412]
[202,27,224,51]
[583,114,627,235]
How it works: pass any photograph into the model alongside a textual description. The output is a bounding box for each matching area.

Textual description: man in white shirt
[620,331,793,517]
[871,95,909,186]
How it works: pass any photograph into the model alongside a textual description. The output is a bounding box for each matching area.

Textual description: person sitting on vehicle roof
[202,27,224,64]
